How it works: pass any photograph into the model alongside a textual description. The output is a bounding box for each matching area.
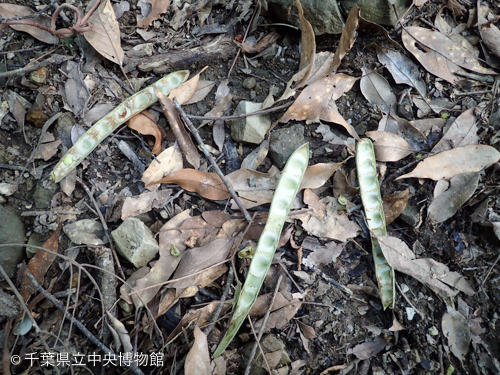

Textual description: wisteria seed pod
[356,138,395,309]
[50,70,190,183]
[213,142,309,358]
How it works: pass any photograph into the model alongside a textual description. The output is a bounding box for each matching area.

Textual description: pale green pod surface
[50,70,189,183]
[356,138,395,309]
[213,143,309,358]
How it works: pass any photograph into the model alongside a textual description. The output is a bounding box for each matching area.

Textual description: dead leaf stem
[187,102,292,121]
[174,99,253,223]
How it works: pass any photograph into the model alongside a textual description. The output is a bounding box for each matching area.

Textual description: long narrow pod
[213,142,310,358]
[50,70,190,183]
[356,138,395,309]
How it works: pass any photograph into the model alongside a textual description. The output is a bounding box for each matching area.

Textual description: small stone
[0,183,17,196]
[111,217,159,268]
[231,101,271,144]
[242,77,256,90]
[269,124,305,168]
[63,219,106,246]
[33,180,59,209]
[29,67,49,85]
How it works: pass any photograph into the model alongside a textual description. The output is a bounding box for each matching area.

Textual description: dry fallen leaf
[402,26,496,84]
[360,66,397,114]
[442,310,471,363]
[377,235,474,298]
[431,108,478,154]
[383,189,409,225]
[300,162,343,190]
[183,80,215,105]
[241,32,280,54]
[254,300,302,331]
[427,172,480,223]
[84,0,125,66]
[184,326,211,375]
[121,189,173,219]
[226,167,280,209]
[127,111,165,154]
[142,144,183,190]
[277,74,359,140]
[376,45,426,97]
[169,66,208,105]
[477,1,500,59]
[137,0,171,29]
[397,145,500,180]
[327,5,359,75]
[366,131,414,162]
[347,337,387,360]
[153,169,230,201]
[0,4,58,44]
[378,114,428,152]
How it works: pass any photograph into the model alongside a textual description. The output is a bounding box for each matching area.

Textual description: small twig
[480,252,500,288]
[244,275,284,375]
[25,272,145,375]
[0,163,25,171]
[0,54,68,79]
[203,264,234,337]
[395,282,425,320]
[173,99,253,223]
[187,102,291,121]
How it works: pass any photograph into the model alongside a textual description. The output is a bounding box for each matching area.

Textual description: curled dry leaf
[142,144,183,190]
[127,111,165,154]
[84,0,124,66]
[137,0,171,29]
[477,1,500,59]
[377,235,474,298]
[378,114,428,152]
[168,66,208,105]
[332,170,359,199]
[155,90,201,169]
[360,66,397,114]
[152,169,230,200]
[431,108,478,154]
[442,310,471,363]
[397,145,500,181]
[183,80,215,105]
[241,32,280,54]
[121,189,173,220]
[383,189,409,225]
[329,5,359,75]
[366,131,414,162]
[427,172,480,223]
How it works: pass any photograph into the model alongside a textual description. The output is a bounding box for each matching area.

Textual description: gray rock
[231,101,271,144]
[0,205,25,278]
[111,217,159,268]
[63,219,106,246]
[269,124,305,168]
[268,0,411,35]
[242,77,256,90]
[33,179,59,209]
[243,334,291,375]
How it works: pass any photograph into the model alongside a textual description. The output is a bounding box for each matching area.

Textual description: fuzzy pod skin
[50,70,190,183]
[356,138,395,309]
[213,142,309,358]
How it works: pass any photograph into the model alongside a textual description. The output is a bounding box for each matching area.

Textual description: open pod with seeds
[213,143,310,358]
[50,70,190,183]
[356,138,395,309]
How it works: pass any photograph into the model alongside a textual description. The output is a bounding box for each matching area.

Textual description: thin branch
[187,102,291,121]
[173,98,253,223]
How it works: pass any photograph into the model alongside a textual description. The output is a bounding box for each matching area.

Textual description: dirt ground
[0,0,499,374]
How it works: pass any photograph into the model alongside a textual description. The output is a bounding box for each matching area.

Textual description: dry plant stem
[173,98,253,223]
[25,272,145,375]
[2,318,13,375]
[187,102,291,121]
[244,275,283,375]
[395,282,425,320]
[481,252,500,287]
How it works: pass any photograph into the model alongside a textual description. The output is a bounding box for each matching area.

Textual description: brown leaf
[84,0,125,66]
[137,0,171,29]
[254,300,302,331]
[396,145,500,180]
[427,172,480,223]
[378,113,428,152]
[169,66,208,105]
[0,4,58,44]
[329,5,359,75]
[366,131,414,162]
[21,225,61,301]
[127,111,164,154]
[376,46,427,97]
[184,326,211,375]
[332,170,359,198]
[402,27,496,84]
[300,162,342,190]
[347,337,387,360]
[155,90,201,169]
[431,108,478,154]
[34,140,62,161]
[477,1,500,59]
[377,235,474,297]
[121,189,173,220]
[142,144,183,190]
[383,189,409,225]
[360,66,397,114]
[226,167,280,209]
[183,80,215,105]
[153,169,230,200]
[276,74,359,140]
[442,310,471,362]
